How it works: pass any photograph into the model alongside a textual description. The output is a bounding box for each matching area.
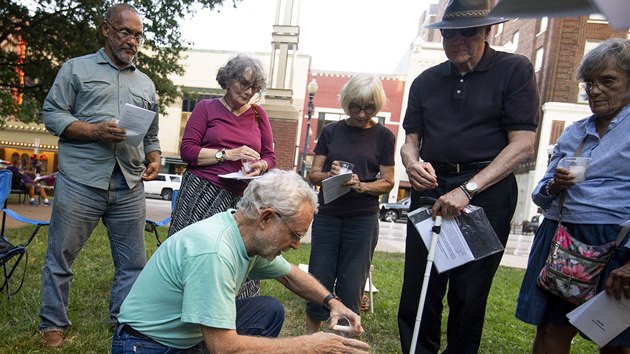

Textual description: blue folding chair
[145,190,178,247]
[0,169,49,302]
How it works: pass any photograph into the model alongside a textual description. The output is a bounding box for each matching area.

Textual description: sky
[180,0,437,74]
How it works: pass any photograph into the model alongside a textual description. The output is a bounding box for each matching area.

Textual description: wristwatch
[322,293,341,311]
[460,181,479,200]
[215,148,226,163]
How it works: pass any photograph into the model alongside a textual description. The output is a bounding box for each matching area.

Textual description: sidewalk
[2,199,532,270]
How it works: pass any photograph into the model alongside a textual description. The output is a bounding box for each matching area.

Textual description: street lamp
[300,78,318,178]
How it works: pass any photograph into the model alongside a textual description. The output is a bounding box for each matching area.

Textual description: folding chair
[0,169,49,302]
[145,190,178,247]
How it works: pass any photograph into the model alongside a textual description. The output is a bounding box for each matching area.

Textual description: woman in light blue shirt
[516,38,630,353]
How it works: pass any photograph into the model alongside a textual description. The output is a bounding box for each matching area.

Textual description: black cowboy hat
[426,0,509,29]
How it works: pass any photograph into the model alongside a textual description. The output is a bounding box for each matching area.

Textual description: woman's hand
[226,145,260,162]
[329,161,342,176]
[241,160,267,176]
[343,173,364,193]
[547,167,576,195]
[605,260,630,300]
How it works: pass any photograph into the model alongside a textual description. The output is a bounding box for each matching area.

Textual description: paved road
[5,197,531,269]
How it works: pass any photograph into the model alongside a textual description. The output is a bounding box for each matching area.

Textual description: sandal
[360,294,370,311]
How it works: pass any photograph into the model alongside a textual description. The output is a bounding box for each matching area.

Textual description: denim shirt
[532,104,630,224]
[42,48,161,190]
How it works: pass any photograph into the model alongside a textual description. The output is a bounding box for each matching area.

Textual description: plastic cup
[338,161,355,174]
[325,315,355,338]
[558,157,591,182]
[242,159,253,173]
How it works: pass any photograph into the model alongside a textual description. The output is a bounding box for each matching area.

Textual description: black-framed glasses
[275,212,307,241]
[237,79,261,93]
[580,77,626,93]
[348,103,377,115]
[440,27,479,39]
[105,20,145,46]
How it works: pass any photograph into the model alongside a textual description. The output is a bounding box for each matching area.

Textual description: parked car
[379,197,411,222]
[522,214,542,234]
[143,173,181,200]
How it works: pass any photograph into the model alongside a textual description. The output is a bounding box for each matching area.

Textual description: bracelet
[260,160,268,174]
[542,179,554,197]
[459,185,472,200]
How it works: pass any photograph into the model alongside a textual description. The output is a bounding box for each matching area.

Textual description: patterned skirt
[169,170,260,299]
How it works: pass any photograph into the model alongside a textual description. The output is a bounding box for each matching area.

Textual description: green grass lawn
[0,224,599,353]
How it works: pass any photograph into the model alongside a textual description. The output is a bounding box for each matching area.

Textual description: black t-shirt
[313,119,395,217]
[402,44,539,164]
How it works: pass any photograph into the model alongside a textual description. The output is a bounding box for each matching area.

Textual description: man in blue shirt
[39,3,161,348]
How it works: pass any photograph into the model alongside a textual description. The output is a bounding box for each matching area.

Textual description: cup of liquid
[242,159,253,174]
[558,157,591,182]
[338,161,355,174]
[326,315,356,338]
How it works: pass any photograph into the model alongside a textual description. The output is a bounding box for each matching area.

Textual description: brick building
[393,0,629,224]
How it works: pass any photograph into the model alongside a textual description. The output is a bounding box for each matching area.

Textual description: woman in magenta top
[170,54,276,298]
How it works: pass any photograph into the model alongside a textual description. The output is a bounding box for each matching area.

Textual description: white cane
[409,213,442,354]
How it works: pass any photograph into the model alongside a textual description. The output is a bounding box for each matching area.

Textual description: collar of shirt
[96,48,136,71]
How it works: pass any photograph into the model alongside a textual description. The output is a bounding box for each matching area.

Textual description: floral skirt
[515,218,630,347]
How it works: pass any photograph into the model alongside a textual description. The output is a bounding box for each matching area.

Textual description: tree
[0,0,237,123]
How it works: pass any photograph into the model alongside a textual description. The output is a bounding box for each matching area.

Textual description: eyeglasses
[580,77,626,93]
[275,212,307,242]
[106,20,145,46]
[348,103,377,115]
[237,79,261,93]
[440,27,479,39]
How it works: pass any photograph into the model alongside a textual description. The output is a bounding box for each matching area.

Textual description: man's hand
[605,260,630,300]
[307,332,370,353]
[433,187,469,218]
[406,161,438,191]
[327,300,364,337]
[142,151,161,181]
[91,121,127,142]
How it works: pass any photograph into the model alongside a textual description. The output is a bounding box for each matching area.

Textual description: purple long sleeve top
[180,98,275,196]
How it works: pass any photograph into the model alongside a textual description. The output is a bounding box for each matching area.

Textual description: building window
[577,41,603,103]
[181,94,221,112]
[538,17,548,34]
[587,13,607,24]
[511,31,519,50]
[495,22,504,36]
[534,47,544,71]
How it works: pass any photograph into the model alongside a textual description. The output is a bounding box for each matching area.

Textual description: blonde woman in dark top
[305,73,395,333]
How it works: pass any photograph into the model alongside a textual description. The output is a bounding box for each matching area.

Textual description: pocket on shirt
[129,88,156,111]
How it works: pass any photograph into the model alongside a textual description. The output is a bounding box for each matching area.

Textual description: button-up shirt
[42,48,160,190]
[533,104,630,224]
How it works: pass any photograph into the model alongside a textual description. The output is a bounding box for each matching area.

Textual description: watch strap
[322,293,340,310]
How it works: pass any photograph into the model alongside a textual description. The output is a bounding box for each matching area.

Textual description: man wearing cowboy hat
[399,0,540,352]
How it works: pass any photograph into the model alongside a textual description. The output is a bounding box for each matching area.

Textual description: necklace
[222,97,236,112]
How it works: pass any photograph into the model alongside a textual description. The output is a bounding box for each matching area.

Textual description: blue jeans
[39,168,146,330]
[111,296,285,353]
[306,213,379,320]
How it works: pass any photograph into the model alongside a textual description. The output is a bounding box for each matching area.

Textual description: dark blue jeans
[111,296,284,353]
[306,213,379,320]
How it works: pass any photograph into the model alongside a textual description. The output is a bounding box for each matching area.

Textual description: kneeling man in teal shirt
[113,170,370,353]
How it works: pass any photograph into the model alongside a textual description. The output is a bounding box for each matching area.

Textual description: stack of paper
[567,292,630,347]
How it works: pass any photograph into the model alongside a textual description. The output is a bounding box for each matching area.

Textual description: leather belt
[432,161,492,174]
[118,323,151,340]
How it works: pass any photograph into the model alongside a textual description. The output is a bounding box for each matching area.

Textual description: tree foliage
[0,0,238,123]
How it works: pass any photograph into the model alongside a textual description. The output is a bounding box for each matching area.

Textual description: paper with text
[408,205,503,273]
[322,172,352,204]
[567,291,630,347]
[118,103,156,147]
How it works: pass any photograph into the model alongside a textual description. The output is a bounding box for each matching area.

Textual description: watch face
[215,150,223,159]
[466,182,478,192]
